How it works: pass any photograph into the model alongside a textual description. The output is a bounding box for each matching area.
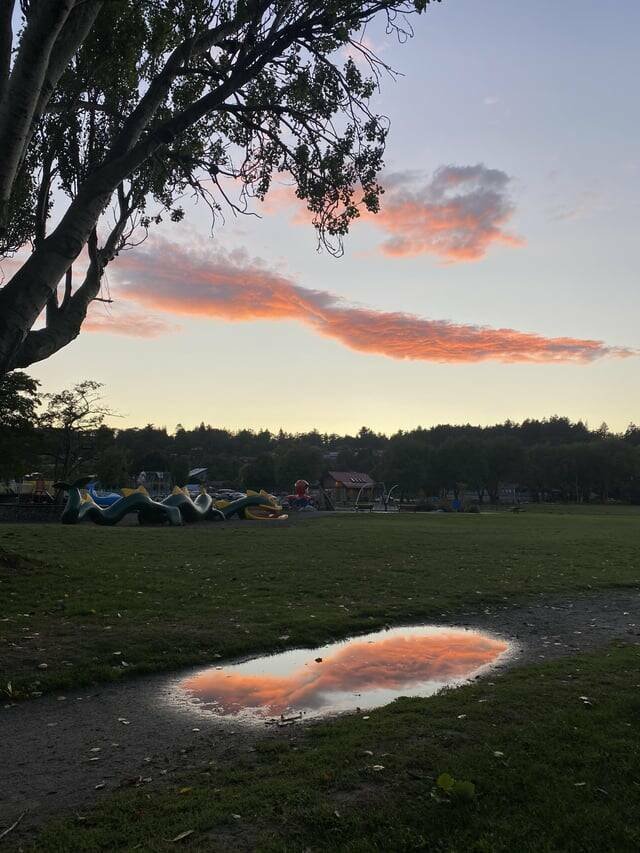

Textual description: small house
[322,471,375,505]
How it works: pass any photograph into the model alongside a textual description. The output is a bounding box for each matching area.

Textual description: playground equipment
[287,479,316,510]
[55,479,287,526]
[55,478,182,525]
[87,483,121,508]
[213,490,288,520]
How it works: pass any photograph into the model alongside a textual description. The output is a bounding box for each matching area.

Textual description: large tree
[0,0,437,374]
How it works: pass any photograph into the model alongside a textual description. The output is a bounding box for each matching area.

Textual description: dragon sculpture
[54,479,287,526]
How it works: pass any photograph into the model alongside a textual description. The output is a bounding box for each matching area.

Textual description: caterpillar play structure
[54,478,288,526]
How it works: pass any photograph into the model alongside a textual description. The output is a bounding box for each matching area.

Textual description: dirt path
[1,587,639,842]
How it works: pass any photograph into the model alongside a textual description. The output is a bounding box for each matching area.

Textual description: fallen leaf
[172,830,194,842]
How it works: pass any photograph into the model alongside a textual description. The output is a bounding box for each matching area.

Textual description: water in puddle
[175,626,511,724]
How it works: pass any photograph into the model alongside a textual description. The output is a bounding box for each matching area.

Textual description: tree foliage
[4,390,639,503]
[0,370,40,429]
[41,379,114,480]
[0,370,41,480]
[0,0,439,372]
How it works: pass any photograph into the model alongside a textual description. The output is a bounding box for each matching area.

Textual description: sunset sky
[26,0,640,434]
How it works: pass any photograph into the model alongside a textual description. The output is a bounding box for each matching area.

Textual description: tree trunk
[0,182,112,371]
[0,0,103,234]
[0,7,316,372]
[12,257,102,368]
[0,1,73,227]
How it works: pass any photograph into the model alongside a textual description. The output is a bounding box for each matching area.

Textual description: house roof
[327,471,375,488]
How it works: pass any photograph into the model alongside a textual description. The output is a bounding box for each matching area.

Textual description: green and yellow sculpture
[55,478,287,526]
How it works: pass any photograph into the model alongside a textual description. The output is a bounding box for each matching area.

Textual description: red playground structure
[288,479,314,509]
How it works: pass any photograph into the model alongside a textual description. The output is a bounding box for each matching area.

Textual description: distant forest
[2,373,640,503]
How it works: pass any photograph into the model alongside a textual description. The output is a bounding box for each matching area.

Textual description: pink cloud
[106,239,632,364]
[84,303,180,338]
[265,164,524,262]
[182,631,508,716]
[371,165,524,261]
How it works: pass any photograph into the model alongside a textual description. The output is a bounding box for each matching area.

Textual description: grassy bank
[2,510,640,697]
[29,641,640,852]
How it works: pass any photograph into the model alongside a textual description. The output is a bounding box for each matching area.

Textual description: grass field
[2,509,640,850]
[31,642,640,852]
[2,510,640,698]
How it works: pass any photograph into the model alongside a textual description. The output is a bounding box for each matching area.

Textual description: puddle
[174,626,512,724]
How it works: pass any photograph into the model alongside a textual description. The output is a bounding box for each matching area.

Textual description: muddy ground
[1,587,639,843]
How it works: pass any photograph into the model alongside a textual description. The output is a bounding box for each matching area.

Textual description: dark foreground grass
[28,642,640,852]
[2,511,640,697]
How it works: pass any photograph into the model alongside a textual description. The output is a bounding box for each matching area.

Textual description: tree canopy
[0,0,438,373]
[4,383,640,505]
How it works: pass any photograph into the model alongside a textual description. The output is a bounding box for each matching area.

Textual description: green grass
[4,510,640,850]
[29,641,640,852]
[2,511,640,697]
[517,503,640,517]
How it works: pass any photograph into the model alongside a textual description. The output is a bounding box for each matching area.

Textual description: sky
[24,0,640,434]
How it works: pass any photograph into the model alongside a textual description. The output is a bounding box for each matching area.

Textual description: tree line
[2,373,639,504]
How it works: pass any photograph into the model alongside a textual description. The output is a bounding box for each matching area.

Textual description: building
[322,471,375,505]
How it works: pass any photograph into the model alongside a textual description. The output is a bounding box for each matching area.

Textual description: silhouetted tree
[241,453,276,491]
[41,379,113,481]
[0,371,41,480]
[0,1,439,373]
[275,444,323,490]
[95,446,131,489]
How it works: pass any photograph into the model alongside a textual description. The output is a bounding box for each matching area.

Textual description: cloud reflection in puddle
[175,626,511,724]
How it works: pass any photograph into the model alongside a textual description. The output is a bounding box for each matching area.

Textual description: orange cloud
[371,165,524,261]
[109,239,633,364]
[265,165,524,262]
[181,630,509,717]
